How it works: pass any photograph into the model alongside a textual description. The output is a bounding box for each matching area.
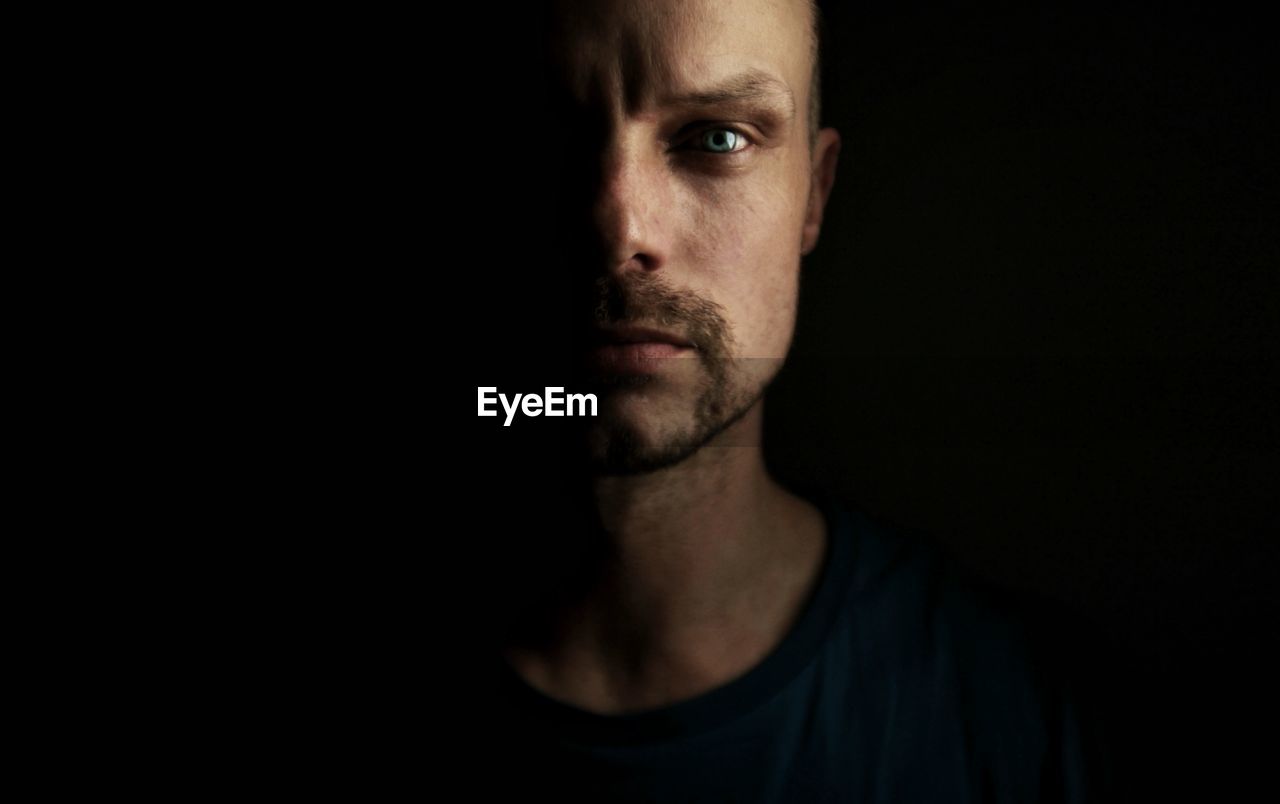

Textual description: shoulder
[827,502,1117,801]
[832,501,1105,681]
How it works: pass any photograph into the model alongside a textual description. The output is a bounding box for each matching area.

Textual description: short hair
[807,0,824,152]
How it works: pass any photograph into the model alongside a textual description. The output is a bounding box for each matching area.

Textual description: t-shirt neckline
[496,492,858,746]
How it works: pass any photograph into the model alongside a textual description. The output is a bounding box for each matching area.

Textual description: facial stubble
[582,272,773,475]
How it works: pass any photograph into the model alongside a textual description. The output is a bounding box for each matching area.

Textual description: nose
[590,135,670,279]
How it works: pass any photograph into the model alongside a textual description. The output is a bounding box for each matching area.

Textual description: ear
[800,128,842,257]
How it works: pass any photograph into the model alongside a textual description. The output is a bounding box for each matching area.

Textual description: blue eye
[698,128,745,153]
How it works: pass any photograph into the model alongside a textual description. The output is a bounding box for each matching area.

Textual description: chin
[584,402,702,476]
[582,382,767,476]
[587,432,708,477]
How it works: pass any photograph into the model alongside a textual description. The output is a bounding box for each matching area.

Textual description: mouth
[587,325,697,374]
[591,325,696,348]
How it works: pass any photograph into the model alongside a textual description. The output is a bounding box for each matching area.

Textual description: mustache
[589,273,731,355]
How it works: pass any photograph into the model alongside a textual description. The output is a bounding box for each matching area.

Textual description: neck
[589,402,785,627]
[503,400,828,713]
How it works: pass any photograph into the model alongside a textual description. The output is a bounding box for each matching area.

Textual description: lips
[591,325,695,349]
[587,325,696,374]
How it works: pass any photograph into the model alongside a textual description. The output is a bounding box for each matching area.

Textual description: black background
[432,1,1277,800]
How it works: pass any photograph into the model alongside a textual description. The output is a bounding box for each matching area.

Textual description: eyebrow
[660,69,796,120]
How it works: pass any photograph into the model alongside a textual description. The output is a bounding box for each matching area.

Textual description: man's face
[548,0,838,475]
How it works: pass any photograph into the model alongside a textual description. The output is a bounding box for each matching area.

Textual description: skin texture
[507,0,841,714]
[550,0,837,476]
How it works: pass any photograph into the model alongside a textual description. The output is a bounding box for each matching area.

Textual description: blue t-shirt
[490,495,1114,802]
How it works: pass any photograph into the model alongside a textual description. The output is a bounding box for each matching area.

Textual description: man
[489,1,1112,800]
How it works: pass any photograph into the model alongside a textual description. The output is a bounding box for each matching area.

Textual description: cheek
[676,179,803,355]
[678,182,749,271]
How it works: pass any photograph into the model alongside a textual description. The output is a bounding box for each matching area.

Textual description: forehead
[546,0,811,115]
